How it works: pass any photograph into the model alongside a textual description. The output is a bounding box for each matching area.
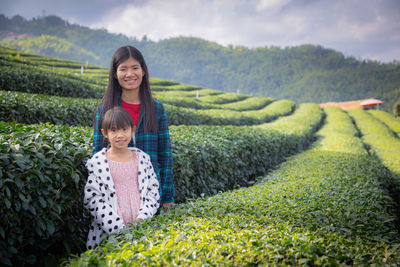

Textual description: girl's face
[102,125,133,151]
[115,57,145,92]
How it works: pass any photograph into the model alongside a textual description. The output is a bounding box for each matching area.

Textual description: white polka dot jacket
[84,147,160,250]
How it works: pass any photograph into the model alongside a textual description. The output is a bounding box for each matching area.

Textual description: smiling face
[102,125,133,151]
[115,57,145,92]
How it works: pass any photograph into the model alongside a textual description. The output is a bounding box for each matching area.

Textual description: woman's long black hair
[94,45,158,133]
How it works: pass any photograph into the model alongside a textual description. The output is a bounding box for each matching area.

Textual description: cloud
[1,0,399,62]
[255,0,292,13]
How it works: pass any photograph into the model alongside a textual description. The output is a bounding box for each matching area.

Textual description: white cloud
[255,0,292,13]
[2,0,398,62]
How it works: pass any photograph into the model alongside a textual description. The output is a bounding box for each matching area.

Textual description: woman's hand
[162,202,174,211]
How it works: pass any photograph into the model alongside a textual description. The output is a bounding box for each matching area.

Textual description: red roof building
[360,99,384,110]
[319,98,384,110]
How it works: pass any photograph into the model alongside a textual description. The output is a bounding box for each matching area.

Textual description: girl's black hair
[102,107,134,135]
[93,45,158,133]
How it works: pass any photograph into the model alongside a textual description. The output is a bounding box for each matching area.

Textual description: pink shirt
[107,152,141,224]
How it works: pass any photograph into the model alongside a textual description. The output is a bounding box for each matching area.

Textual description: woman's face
[115,57,145,92]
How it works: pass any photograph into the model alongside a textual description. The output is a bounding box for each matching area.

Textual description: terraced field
[1,47,400,266]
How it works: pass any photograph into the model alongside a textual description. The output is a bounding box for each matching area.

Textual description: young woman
[92,46,174,211]
[85,107,160,249]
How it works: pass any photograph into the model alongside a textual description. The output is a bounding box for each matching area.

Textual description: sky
[1,0,399,63]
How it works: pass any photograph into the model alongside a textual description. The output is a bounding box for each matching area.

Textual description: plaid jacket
[92,98,175,203]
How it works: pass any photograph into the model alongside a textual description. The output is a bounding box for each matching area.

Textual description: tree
[393,97,400,117]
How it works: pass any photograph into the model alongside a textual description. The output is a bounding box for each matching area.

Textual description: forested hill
[1,14,399,112]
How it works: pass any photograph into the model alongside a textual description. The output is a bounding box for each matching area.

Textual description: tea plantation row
[64,108,400,266]
[0,90,295,126]
[0,103,323,266]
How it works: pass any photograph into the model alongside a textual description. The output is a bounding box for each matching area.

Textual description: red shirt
[121,99,141,127]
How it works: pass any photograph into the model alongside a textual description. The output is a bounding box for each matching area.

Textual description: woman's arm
[156,102,175,205]
[92,106,105,155]
[137,154,160,220]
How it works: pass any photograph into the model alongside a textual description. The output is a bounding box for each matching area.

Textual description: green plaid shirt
[92,98,175,203]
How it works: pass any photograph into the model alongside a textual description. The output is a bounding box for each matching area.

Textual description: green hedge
[156,95,275,111]
[64,105,400,266]
[220,96,275,111]
[0,63,104,98]
[0,122,92,266]
[368,110,400,136]
[1,104,323,265]
[349,109,400,176]
[0,91,292,127]
[171,103,322,203]
[0,90,97,126]
[151,83,203,91]
[198,92,249,104]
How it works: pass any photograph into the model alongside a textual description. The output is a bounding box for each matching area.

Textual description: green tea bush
[198,92,249,104]
[349,109,400,176]
[170,103,323,202]
[0,63,104,98]
[0,46,107,85]
[368,109,400,136]
[64,105,400,266]
[243,99,295,121]
[155,95,221,110]
[1,104,323,265]
[0,90,98,126]
[165,100,295,126]
[149,77,180,86]
[394,98,400,117]
[155,88,222,98]
[220,96,275,111]
[0,90,292,127]
[0,122,92,266]
[318,107,366,154]
[151,83,203,91]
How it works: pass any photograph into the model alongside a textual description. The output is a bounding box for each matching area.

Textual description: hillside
[1,14,399,113]
[1,47,400,266]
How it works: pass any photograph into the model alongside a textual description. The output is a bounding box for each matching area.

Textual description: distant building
[360,99,383,110]
[319,98,384,110]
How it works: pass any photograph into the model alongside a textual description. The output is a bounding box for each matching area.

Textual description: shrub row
[64,105,400,266]
[155,95,222,110]
[151,83,203,91]
[2,47,193,91]
[154,88,222,98]
[148,77,180,86]
[198,92,249,104]
[220,96,275,111]
[155,94,275,111]
[318,107,366,154]
[1,104,323,266]
[164,99,295,126]
[0,122,92,266]
[349,109,400,176]
[172,103,321,202]
[0,49,107,86]
[0,91,292,127]
[368,109,400,137]
[0,63,105,98]
[0,90,97,126]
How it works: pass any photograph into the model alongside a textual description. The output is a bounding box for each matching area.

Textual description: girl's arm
[137,155,160,220]
[84,173,125,233]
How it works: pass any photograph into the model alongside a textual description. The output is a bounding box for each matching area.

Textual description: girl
[92,45,174,211]
[84,107,160,249]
